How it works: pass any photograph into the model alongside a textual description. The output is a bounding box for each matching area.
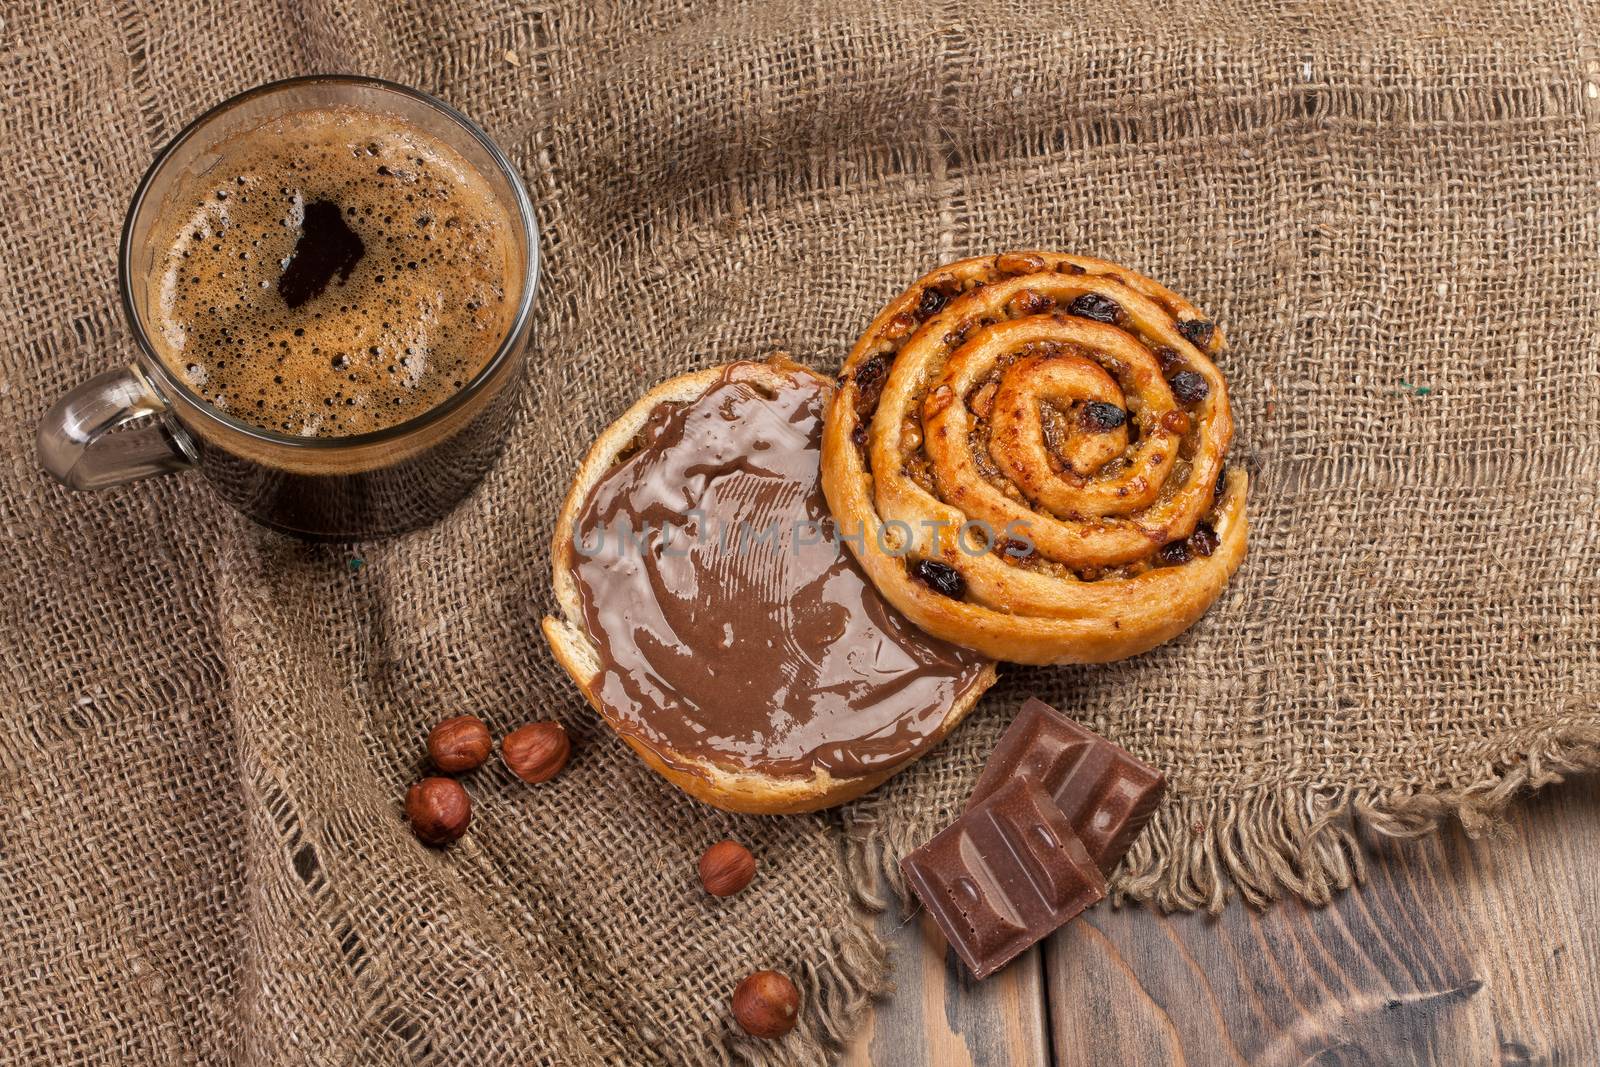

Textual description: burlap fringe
[846,719,1600,915]
[721,870,889,1067]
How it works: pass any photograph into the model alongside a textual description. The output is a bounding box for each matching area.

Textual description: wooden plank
[1045,775,1600,1066]
[843,907,1050,1067]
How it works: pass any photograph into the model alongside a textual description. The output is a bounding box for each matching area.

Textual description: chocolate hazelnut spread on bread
[569,362,989,780]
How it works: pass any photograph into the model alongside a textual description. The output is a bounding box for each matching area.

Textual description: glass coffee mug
[36,75,539,539]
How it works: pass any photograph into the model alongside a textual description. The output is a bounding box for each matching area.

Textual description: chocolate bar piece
[901,776,1106,979]
[968,697,1166,875]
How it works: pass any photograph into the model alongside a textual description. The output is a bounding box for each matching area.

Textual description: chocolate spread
[571,362,990,779]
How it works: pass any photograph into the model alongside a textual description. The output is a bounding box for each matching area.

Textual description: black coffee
[149,106,518,437]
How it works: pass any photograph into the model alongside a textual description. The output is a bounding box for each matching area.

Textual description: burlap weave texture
[3,1,1599,1064]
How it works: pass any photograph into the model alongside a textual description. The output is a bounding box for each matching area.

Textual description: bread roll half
[543,358,996,814]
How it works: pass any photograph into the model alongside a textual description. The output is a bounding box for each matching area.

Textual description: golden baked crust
[542,357,997,814]
[821,253,1248,666]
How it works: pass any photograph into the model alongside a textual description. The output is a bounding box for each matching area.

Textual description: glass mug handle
[37,364,197,490]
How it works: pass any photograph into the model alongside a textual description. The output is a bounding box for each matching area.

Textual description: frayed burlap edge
[721,853,890,1067]
[845,709,1600,916]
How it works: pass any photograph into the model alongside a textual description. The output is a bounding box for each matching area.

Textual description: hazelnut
[405,777,471,846]
[502,721,571,783]
[731,970,800,1039]
[427,715,492,773]
[698,840,757,897]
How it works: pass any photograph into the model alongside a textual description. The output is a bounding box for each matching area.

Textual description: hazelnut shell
[502,721,571,783]
[732,969,800,1039]
[698,840,757,897]
[405,777,471,846]
[427,715,493,773]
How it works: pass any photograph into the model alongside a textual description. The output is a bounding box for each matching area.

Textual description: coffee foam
[148,106,519,438]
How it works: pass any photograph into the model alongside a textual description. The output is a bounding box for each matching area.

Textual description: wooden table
[846,775,1600,1066]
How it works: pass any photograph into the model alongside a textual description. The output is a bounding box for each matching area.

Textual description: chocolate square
[901,776,1107,979]
[968,697,1165,875]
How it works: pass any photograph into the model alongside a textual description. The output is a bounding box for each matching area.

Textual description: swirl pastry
[821,253,1248,665]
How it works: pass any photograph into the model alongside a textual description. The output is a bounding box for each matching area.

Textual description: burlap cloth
[4,1,1600,1063]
